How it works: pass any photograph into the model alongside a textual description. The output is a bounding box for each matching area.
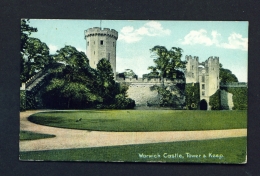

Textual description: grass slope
[20,131,55,141]
[20,137,246,163]
[28,110,247,132]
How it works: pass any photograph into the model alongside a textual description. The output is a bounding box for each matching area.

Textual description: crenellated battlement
[185,55,199,61]
[116,77,184,84]
[220,82,247,87]
[85,27,118,39]
[207,56,219,63]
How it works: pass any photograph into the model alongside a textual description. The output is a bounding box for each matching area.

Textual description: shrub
[185,83,200,110]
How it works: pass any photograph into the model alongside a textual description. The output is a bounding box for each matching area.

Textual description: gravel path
[19,110,247,152]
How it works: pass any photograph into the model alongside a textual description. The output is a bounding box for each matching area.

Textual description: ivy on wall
[185,83,200,110]
[209,87,248,110]
[222,87,247,110]
[209,89,221,110]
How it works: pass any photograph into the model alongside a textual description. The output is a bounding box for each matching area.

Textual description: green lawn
[20,131,55,141]
[28,110,247,132]
[20,137,247,163]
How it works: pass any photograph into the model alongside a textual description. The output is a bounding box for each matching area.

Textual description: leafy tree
[96,58,118,105]
[20,19,50,82]
[21,19,37,54]
[148,46,186,86]
[43,46,100,109]
[95,59,135,109]
[45,79,98,109]
[117,69,138,79]
[219,63,238,84]
[146,46,186,107]
[20,37,50,82]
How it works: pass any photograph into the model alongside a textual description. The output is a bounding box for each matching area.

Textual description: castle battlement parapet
[207,56,219,62]
[85,27,118,39]
[116,77,184,84]
[185,55,199,61]
[220,82,247,87]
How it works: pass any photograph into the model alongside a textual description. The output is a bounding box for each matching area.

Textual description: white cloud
[220,33,248,51]
[49,44,58,54]
[118,21,171,43]
[181,29,219,46]
[181,29,247,51]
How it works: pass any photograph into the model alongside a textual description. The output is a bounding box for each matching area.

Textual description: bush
[185,83,200,110]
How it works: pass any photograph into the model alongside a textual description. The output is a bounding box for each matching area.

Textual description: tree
[96,58,117,105]
[147,46,186,107]
[45,79,98,109]
[20,37,50,82]
[219,63,238,84]
[20,19,50,82]
[95,59,135,109]
[21,19,37,54]
[43,46,100,109]
[148,46,186,86]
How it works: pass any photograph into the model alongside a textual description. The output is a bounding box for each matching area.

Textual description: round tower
[85,27,118,77]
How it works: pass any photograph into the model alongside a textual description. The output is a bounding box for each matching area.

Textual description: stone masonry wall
[127,83,161,106]
[220,90,234,110]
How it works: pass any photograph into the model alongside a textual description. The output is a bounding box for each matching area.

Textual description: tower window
[113,42,115,47]
[202,91,205,96]
[192,65,194,70]
[202,84,205,90]
[202,76,205,82]
[87,41,89,46]
[100,40,103,45]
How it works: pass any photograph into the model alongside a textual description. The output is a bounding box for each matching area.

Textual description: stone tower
[85,27,118,77]
[204,56,219,96]
[185,55,199,83]
[185,55,220,110]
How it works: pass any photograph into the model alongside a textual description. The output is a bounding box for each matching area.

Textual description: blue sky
[29,20,248,82]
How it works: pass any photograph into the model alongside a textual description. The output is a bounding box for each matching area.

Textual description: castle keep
[185,55,220,109]
[85,27,118,77]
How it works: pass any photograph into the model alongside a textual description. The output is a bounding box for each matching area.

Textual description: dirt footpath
[19,111,247,152]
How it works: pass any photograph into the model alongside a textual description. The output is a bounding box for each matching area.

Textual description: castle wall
[127,83,161,106]
[220,90,234,110]
[117,78,185,107]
